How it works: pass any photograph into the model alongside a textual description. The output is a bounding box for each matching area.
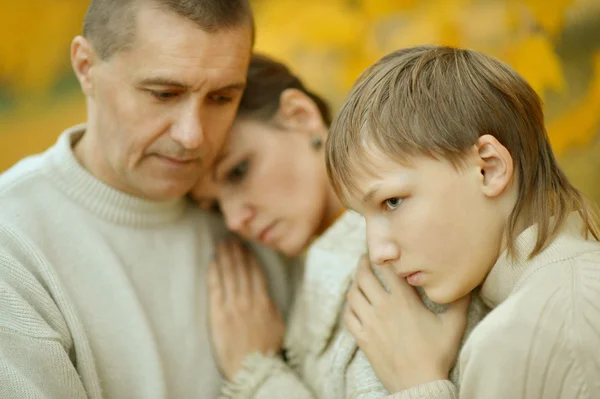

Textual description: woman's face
[192,117,334,256]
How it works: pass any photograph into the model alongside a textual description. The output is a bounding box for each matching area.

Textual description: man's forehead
[122,5,252,77]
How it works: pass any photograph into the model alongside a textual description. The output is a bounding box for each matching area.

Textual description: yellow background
[1,0,599,203]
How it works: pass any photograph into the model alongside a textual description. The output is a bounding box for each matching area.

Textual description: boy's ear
[475,134,514,198]
[275,88,325,135]
[71,35,98,97]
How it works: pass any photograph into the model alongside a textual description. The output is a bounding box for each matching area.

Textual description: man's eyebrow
[138,77,188,88]
[138,79,246,92]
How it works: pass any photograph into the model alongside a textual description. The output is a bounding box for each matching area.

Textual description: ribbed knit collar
[481,214,592,308]
[44,124,187,227]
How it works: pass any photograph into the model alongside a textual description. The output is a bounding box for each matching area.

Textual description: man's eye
[227,160,249,183]
[150,91,178,101]
[384,197,403,211]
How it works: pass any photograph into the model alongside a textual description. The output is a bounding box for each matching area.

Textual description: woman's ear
[71,36,98,97]
[275,88,325,134]
[475,134,514,198]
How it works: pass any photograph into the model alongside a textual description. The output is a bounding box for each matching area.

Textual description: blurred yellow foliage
[503,34,566,94]
[252,0,600,155]
[521,0,576,35]
[0,0,598,159]
[549,51,600,153]
[0,1,88,94]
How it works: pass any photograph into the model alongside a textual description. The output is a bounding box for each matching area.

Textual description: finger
[218,240,238,301]
[346,281,372,323]
[343,306,363,340]
[207,260,224,305]
[378,265,420,302]
[355,255,387,305]
[230,239,251,297]
[246,250,267,294]
[440,293,471,341]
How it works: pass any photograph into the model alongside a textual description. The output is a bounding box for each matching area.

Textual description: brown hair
[237,53,332,127]
[83,0,254,60]
[326,45,600,258]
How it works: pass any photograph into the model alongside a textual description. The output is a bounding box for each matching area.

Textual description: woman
[326,46,600,398]
[191,54,489,398]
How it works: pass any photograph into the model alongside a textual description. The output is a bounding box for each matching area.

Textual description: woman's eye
[210,94,233,104]
[227,160,249,183]
[384,197,403,211]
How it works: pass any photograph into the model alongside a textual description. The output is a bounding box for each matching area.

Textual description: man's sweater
[0,125,295,398]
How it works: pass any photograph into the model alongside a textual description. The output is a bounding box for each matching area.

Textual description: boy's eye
[384,197,403,211]
[227,160,249,183]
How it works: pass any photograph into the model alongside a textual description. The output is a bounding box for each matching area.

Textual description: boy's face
[345,147,506,304]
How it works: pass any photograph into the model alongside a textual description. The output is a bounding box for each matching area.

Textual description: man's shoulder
[0,153,48,199]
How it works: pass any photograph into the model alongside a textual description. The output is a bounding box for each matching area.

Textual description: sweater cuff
[387,380,458,399]
[220,352,288,399]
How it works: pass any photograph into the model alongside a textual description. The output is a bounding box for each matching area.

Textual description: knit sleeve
[0,258,88,398]
[384,380,458,399]
[219,352,315,399]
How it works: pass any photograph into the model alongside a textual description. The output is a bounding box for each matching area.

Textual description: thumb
[439,293,471,337]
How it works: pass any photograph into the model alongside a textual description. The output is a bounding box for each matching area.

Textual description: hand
[208,239,285,380]
[344,255,470,393]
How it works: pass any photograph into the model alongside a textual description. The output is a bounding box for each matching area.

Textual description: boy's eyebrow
[362,185,380,204]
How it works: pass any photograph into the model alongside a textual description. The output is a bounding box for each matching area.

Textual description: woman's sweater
[222,211,490,398]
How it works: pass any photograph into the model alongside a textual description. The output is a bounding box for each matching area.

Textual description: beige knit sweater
[388,214,600,399]
[221,211,490,398]
[0,125,295,398]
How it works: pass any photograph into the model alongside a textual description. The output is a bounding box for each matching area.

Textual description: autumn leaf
[548,51,600,154]
[0,2,88,94]
[521,0,576,35]
[361,0,420,20]
[502,33,566,95]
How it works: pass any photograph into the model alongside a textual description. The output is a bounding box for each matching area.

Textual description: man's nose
[171,108,205,150]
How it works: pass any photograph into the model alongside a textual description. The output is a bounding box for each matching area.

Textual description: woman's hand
[208,239,285,380]
[345,256,470,393]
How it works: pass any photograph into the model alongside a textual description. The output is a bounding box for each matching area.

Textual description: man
[0,1,294,398]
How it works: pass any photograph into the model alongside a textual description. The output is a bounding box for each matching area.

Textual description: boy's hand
[208,239,285,380]
[345,255,470,393]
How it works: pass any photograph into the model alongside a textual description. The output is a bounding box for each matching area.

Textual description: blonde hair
[326,45,599,258]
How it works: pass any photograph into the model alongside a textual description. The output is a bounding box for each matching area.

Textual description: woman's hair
[326,45,600,259]
[237,53,332,127]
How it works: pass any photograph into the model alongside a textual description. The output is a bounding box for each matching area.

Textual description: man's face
[81,6,252,200]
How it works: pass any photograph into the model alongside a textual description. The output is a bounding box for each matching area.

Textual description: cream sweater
[0,125,295,399]
[221,211,490,398]
[389,215,600,399]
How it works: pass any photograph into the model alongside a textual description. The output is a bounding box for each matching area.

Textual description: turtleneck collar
[44,124,187,227]
[481,213,592,308]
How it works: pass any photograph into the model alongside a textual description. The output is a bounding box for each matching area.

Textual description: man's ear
[71,36,98,97]
[275,88,325,134]
[475,134,514,198]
